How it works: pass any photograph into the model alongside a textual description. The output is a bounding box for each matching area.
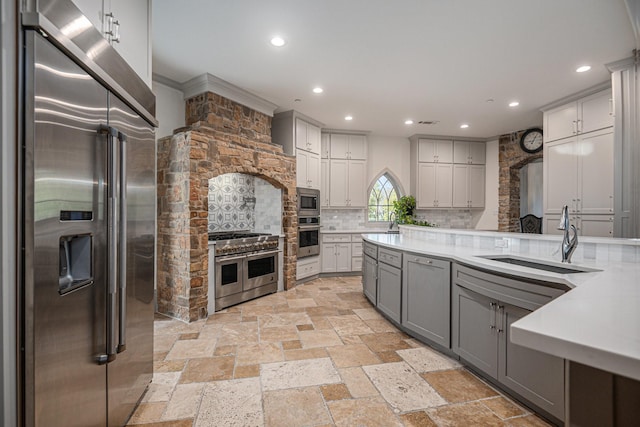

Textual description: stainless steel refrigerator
[20,3,157,425]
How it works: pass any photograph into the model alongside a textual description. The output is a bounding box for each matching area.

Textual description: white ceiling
[152,0,636,139]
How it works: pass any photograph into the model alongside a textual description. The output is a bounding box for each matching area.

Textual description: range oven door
[243,250,279,291]
[298,225,320,258]
[215,254,244,297]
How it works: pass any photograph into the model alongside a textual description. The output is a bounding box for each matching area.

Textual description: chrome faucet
[388,212,399,234]
[557,205,578,263]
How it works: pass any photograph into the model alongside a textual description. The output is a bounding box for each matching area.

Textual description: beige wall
[366,135,411,195]
[153,80,185,140]
[474,139,499,230]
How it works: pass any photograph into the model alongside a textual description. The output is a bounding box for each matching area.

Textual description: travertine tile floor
[127,276,552,427]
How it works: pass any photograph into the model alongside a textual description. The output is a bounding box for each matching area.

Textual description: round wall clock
[519,128,543,154]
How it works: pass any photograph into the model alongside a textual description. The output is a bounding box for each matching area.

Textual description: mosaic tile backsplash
[208,173,282,233]
[208,173,255,232]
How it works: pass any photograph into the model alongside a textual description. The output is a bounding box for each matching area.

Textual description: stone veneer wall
[498,130,543,232]
[157,92,296,322]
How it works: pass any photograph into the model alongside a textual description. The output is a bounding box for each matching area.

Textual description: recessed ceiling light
[460,124,469,129]
[576,65,591,73]
[312,87,323,94]
[485,98,495,103]
[509,101,520,107]
[405,119,414,125]
[270,36,286,47]
[345,116,353,121]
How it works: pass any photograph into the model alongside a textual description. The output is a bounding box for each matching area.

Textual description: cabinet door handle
[489,302,496,329]
[497,305,505,333]
[609,98,614,116]
[414,257,432,265]
[572,120,577,134]
[576,119,582,133]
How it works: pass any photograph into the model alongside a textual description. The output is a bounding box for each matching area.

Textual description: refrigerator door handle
[117,130,127,353]
[98,124,119,364]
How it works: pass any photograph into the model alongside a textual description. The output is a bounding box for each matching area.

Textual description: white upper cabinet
[71,0,152,86]
[453,165,485,208]
[321,133,330,158]
[453,141,485,164]
[544,90,613,143]
[416,163,453,208]
[329,134,367,160]
[320,159,329,207]
[329,159,366,208]
[418,139,453,163]
[295,118,321,155]
[296,149,320,190]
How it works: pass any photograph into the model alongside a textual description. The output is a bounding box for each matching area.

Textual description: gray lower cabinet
[377,256,402,323]
[452,264,566,422]
[363,253,377,305]
[402,254,451,348]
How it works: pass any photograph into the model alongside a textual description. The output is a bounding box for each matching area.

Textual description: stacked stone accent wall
[157,92,296,322]
[498,130,543,232]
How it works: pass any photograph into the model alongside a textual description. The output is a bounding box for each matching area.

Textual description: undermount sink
[478,255,600,274]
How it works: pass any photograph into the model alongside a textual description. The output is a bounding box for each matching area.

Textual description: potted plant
[393,195,416,224]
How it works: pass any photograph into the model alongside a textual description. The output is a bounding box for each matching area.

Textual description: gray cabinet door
[499,304,565,421]
[452,285,499,379]
[402,254,451,348]
[377,262,402,323]
[363,254,377,305]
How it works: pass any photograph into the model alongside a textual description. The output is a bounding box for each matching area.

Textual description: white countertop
[362,233,640,381]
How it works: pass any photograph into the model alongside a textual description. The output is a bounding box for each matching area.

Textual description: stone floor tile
[282,340,302,350]
[376,351,404,363]
[326,344,381,367]
[154,318,206,336]
[284,347,329,361]
[364,318,398,333]
[234,364,260,379]
[129,420,193,427]
[327,397,403,427]
[260,325,300,342]
[259,312,312,328]
[179,357,234,383]
[153,351,168,362]
[235,342,283,366]
[195,378,263,427]
[213,344,236,357]
[305,305,341,317]
[359,332,412,353]
[241,305,275,317]
[179,333,199,340]
[287,297,318,308]
[363,362,446,411]
[421,369,498,403]
[299,329,344,348]
[165,339,216,360]
[161,383,204,421]
[396,347,460,372]
[320,383,352,401]
[296,324,314,331]
[506,414,553,427]
[128,402,167,424]
[427,401,506,427]
[154,359,186,373]
[399,411,438,427]
[154,334,179,353]
[338,367,379,398]
[206,312,242,324]
[482,396,528,419]
[340,335,363,345]
[197,324,223,340]
[142,372,181,403]
[263,387,331,426]
[242,315,258,322]
[327,315,374,336]
[261,357,341,391]
[308,316,334,330]
[215,322,259,346]
[352,308,383,320]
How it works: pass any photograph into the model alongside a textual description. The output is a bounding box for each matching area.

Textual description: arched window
[368,173,401,222]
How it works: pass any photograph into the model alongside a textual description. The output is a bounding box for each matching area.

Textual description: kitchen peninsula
[362,226,640,425]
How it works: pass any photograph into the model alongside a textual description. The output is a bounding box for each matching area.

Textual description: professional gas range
[208,231,279,256]
[208,231,280,311]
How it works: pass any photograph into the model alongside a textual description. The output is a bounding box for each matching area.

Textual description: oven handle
[298,225,321,230]
[215,254,247,263]
[244,249,281,260]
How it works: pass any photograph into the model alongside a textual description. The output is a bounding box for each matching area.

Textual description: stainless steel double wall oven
[297,188,321,258]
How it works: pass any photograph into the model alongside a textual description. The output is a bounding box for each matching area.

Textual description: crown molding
[539,81,611,112]
[152,73,183,91]
[321,128,370,135]
[182,73,279,116]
